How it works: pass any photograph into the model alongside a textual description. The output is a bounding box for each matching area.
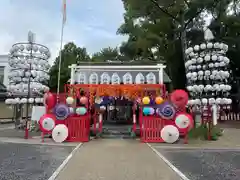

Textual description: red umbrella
[170,89,188,109]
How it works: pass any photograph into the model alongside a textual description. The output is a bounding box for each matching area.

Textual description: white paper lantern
[223,57,230,64]
[188,47,193,53]
[219,62,225,67]
[35,98,41,103]
[200,43,206,49]
[207,42,213,49]
[227,99,232,104]
[209,98,215,105]
[186,73,191,79]
[212,55,218,61]
[201,98,208,105]
[216,98,221,104]
[15,98,20,104]
[198,71,204,76]
[204,55,211,61]
[209,63,214,68]
[222,98,228,104]
[20,98,27,104]
[214,42,220,48]
[223,44,228,51]
[197,57,203,63]
[214,63,219,67]
[187,86,193,91]
[205,70,211,76]
[219,43,224,49]
[194,45,200,51]
[11,99,17,105]
[5,99,12,105]
[192,72,197,77]
[189,52,195,57]
[218,56,224,61]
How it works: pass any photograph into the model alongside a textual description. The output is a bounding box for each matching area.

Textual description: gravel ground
[158,148,240,180]
[0,142,74,180]
[0,127,41,138]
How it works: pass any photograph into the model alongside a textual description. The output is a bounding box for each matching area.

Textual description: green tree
[91,47,120,62]
[49,42,91,92]
[118,0,223,89]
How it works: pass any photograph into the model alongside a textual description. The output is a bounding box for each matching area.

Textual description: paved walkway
[56,139,180,180]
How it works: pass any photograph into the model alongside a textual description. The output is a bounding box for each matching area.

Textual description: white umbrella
[52,124,68,143]
[161,125,179,143]
[175,114,191,129]
[40,117,55,132]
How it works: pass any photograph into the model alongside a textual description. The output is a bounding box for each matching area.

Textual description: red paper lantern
[170,89,188,109]
[44,92,56,110]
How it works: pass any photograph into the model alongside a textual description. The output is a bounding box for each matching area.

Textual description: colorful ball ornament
[142,96,150,105]
[143,107,150,115]
[76,107,87,115]
[155,96,164,104]
[80,96,88,104]
[66,97,74,105]
[39,114,56,133]
[149,107,155,115]
[156,101,176,120]
[54,103,70,120]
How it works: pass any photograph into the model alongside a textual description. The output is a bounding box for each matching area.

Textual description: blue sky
[0,0,127,63]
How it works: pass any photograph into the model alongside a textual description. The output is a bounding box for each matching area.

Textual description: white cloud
[0,0,127,64]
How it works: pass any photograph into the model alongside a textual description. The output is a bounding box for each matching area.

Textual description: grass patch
[188,124,224,141]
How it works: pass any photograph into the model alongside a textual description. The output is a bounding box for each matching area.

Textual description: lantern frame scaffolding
[7,37,50,138]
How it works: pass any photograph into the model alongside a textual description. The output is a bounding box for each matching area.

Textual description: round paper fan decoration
[175,113,193,130]
[161,125,179,143]
[52,124,68,143]
[54,103,70,120]
[156,101,176,120]
[39,114,56,133]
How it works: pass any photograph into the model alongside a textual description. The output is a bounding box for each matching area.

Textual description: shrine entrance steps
[56,139,180,180]
[101,124,133,139]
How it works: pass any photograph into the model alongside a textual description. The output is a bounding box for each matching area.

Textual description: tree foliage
[49,42,91,92]
[49,0,240,91]
[91,47,120,62]
[117,0,240,89]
